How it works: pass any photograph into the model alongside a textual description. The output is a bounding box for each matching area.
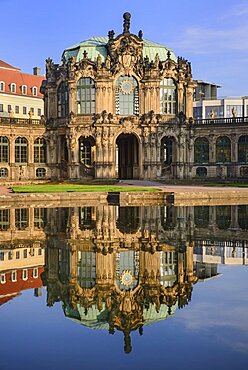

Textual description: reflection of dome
[62,37,177,63]
[64,303,109,330]
[64,301,177,330]
[143,303,177,325]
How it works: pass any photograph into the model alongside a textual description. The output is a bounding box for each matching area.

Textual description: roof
[62,36,177,63]
[64,301,177,329]
[0,60,44,98]
[196,80,222,88]
[0,60,20,71]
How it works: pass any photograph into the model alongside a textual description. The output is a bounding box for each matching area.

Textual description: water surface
[0,205,247,370]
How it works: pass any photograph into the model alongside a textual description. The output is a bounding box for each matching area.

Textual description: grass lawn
[11,184,160,193]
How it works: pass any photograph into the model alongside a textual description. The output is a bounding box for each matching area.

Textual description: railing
[193,116,248,126]
[0,117,44,126]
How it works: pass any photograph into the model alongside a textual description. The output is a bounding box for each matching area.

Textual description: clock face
[120,80,134,95]
[120,270,134,287]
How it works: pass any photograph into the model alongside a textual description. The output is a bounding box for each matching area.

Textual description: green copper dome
[62,36,177,63]
[64,302,177,330]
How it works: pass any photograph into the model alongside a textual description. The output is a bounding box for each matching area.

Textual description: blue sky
[2,0,248,96]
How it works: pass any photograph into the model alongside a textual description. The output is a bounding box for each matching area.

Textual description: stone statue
[232,106,237,118]
[138,30,143,39]
[210,109,215,119]
[108,30,115,40]
[123,12,131,34]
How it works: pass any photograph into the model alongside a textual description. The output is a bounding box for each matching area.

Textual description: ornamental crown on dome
[106,12,144,76]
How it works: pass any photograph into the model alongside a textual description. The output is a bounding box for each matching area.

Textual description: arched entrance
[116,134,139,179]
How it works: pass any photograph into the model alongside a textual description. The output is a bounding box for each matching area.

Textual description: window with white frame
[0,81,5,92]
[0,274,6,284]
[33,268,38,278]
[22,269,28,281]
[11,270,17,282]
[10,83,16,93]
[32,86,37,96]
[22,85,27,95]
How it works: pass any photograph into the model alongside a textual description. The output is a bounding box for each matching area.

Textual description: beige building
[0,13,248,182]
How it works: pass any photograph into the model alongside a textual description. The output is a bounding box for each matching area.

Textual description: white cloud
[225,2,248,17]
[170,24,248,54]
[175,302,248,353]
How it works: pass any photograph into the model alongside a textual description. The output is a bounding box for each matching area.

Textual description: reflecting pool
[0,205,248,370]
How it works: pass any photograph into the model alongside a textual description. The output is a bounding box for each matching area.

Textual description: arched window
[0,136,9,163]
[161,138,173,165]
[194,206,209,228]
[77,251,96,288]
[240,167,248,178]
[36,168,46,178]
[216,136,231,163]
[196,167,207,177]
[79,137,95,167]
[116,207,140,234]
[0,209,9,230]
[0,168,8,178]
[160,78,176,114]
[216,206,231,229]
[32,86,37,96]
[115,76,139,115]
[34,138,46,163]
[15,137,28,163]
[238,205,248,229]
[194,137,209,164]
[10,83,16,93]
[0,82,5,92]
[21,85,27,95]
[79,207,96,230]
[77,78,95,114]
[57,82,69,117]
[238,135,248,163]
[15,208,28,230]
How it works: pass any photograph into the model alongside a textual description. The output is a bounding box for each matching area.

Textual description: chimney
[33,67,41,76]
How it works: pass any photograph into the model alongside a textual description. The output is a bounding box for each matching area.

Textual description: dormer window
[0,82,5,92]
[10,83,16,93]
[32,86,37,96]
[22,85,27,95]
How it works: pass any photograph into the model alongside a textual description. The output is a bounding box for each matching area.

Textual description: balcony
[0,117,44,126]
[193,116,248,126]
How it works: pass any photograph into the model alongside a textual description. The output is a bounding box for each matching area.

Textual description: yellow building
[0,60,44,119]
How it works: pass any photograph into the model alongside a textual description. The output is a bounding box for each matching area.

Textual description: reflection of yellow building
[0,206,46,304]
[0,245,45,305]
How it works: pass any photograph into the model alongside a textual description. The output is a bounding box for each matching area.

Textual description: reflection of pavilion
[43,206,198,352]
[44,246,197,353]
